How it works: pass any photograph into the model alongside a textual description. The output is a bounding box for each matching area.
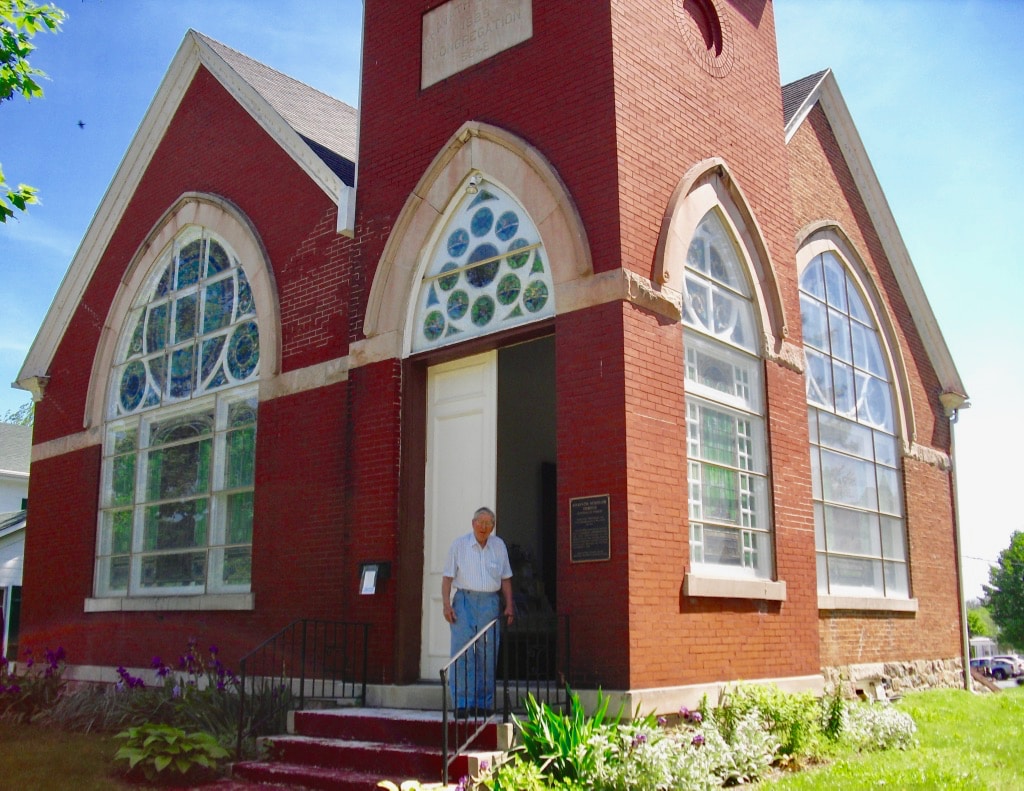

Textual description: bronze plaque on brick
[570,494,610,563]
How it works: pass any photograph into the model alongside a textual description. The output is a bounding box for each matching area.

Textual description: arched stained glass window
[114,228,259,414]
[800,250,908,598]
[683,211,771,579]
[411,178,555,352]
[97,227,259,598]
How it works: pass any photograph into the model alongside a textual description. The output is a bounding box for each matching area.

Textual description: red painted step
[231,708,503,790]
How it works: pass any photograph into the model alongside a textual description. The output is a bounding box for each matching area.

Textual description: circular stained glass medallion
[447,290,469,320]
[471,295,495,327]
[495,211,519,241]
[447,228,470,258]
[496,274,521,305]
[507,238,530,269]
[423,310,445,341]
[523,281,549,313]
[438,262,459,291]
[471,207,494,237]
[466,244,499,287]
[227,320,259,380]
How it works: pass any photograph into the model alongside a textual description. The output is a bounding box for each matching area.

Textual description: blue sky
[0,1,1021,599]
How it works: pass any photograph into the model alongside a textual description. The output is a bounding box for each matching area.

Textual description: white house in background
[0,423,30,660]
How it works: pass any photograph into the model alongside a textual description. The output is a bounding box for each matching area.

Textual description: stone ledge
[818,595,918,613]
[84,592,254,612]
[684,573,787,601]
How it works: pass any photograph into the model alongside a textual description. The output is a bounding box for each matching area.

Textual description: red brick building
[15,1,968,709]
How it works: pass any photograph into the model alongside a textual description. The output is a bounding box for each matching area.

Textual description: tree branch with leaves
[985,530,1024,650]
[1,0,65,222]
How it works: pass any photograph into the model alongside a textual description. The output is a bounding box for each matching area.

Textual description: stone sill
[684,574,787,601]
[84,592,254,612]
[818,595,918,613]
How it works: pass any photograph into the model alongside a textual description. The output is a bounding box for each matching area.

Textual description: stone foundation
[823,657,966,699]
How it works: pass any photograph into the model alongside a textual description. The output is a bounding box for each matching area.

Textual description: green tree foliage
[986,530,1024,649]
[1,0,65,222]
[966,607,995,638]
[1,399,33,425]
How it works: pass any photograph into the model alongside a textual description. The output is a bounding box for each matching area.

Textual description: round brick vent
[674,0,735,78]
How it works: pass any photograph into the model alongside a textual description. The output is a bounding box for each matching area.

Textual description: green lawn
[766,686,1024,790]
[0,722,134,790]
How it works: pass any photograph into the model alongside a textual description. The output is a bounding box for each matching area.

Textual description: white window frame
[683,211,774,583]
[800,248,912,603]
[90,220,260,609]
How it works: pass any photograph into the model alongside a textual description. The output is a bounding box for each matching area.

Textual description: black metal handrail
[499,610,570,717]
[440,616,500,786]
[439,611,570,784]
[235,619,370,758]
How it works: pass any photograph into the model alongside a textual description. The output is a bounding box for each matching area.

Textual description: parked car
[970,657,992,675]
[992,655,1024,676]
[989,658,1017,681]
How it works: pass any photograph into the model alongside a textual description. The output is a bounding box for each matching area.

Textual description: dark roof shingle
[781,69,829,126]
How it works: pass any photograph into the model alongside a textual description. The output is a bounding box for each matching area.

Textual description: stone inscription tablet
[570,494,611,563]
[421,0,532,89]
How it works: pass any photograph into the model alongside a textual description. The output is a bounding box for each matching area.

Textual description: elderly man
[441,506,515,716]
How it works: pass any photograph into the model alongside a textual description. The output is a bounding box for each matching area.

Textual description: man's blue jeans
[449,589,500,712]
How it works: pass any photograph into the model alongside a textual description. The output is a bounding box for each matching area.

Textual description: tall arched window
[800,250,908,598]
[410,177,555,353]
[96,226,259,598]
[683,211,771,578]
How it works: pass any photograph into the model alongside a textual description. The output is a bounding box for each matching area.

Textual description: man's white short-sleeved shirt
[443,532,513,593]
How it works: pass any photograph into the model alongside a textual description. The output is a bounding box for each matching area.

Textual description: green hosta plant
[114,722,229,783]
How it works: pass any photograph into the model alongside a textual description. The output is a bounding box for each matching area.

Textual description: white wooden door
[420,351,498,679]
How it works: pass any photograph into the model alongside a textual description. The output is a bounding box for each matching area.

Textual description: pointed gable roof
[781,68,829,128]
[783,69,967,409]
[16,30,358,401]
[196,33,356,184]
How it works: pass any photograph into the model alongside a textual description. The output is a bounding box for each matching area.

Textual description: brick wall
[555,302,630,688]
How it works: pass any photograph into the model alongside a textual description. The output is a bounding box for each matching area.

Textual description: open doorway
[419,335,556,680]
[496,336,557,617]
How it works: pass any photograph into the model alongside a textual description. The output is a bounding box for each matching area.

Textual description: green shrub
[588,724,724,791]
[114,722,229,784]
[479,754,579,790]
[710,683,823,757]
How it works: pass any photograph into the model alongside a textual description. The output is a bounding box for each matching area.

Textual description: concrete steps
[232,708,507,790]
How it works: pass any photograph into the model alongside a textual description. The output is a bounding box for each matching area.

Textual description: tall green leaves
[514,688,623,783]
